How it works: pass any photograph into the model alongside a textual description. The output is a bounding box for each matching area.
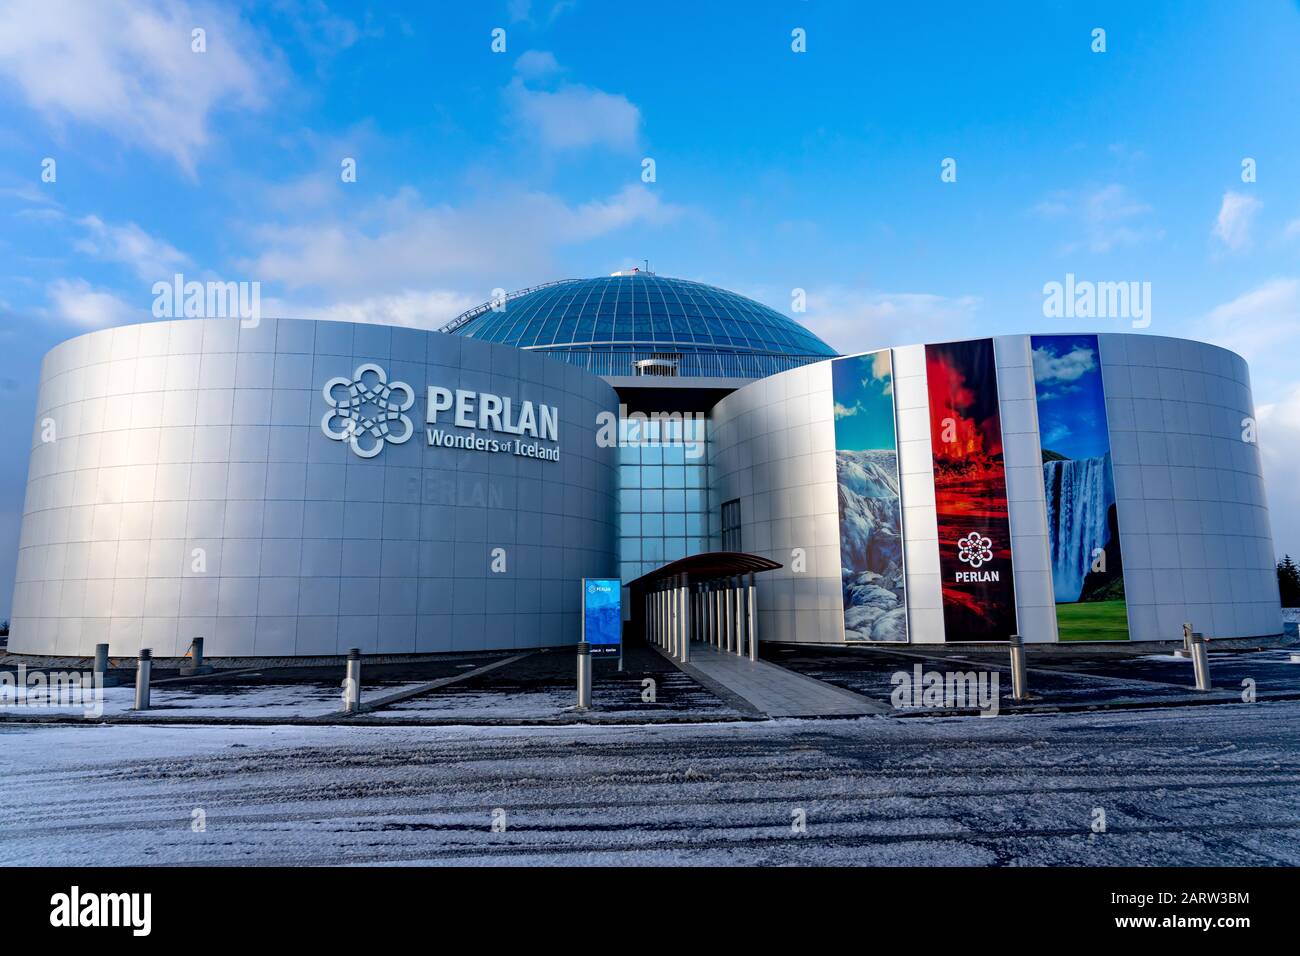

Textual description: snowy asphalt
[2,701,1298,865]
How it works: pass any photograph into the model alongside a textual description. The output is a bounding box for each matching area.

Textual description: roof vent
[610,262,654,277]
[634,355,679,377]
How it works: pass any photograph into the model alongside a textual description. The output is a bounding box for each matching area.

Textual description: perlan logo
[321,363,415,459]
[957,532,993,568]
[955,531,999,583]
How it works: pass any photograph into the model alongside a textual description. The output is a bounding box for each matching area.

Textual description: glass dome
[440,271,837,378]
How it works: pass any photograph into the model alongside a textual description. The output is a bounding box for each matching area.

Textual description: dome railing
[529,348,828,379]
[437,278,579,336]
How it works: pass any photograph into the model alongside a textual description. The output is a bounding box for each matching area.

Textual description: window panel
[721,498,742,551]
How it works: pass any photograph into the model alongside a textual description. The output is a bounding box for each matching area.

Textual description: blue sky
[1030,334,1110,460]
[2,0,1300,618]
[832,351,897,453]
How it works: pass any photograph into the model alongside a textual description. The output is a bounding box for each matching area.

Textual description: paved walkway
[675,642,889,718]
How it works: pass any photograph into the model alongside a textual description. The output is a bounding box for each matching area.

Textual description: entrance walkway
[672,642,889,718]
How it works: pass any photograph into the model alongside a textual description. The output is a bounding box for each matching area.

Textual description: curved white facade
[711,334,1281,644]
[7,320,1282,658]
[9,318,619,658]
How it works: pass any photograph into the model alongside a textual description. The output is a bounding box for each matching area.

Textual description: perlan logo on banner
[320,365,560,462]
[925,338,1018,643]
[582,577,622,656]
[956,532,996,578]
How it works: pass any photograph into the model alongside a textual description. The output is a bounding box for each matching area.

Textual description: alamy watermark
[152,272,261,327]
[595,406,706,460]
[891,664,999,717]
[0,665,103,718]
[1042,273,1151,328]
[50,886,150,936]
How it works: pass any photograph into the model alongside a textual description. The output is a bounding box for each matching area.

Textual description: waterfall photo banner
[1030,334,1131,641]
[831,350,908,642]
[925,338,1018,642]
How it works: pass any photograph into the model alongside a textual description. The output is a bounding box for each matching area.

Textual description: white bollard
[1008,634,1028,701]
[1190,632,1211,691]
[576,641,592,710]
[180,636,209,676]
[343,647,362,713]
[733,576,744,656]
[747,573,758,662]
[727,577,736,655]
[679,580,691,663]
[133,649,152,710]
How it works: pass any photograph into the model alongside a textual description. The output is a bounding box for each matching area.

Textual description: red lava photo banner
[925,338,1018,642]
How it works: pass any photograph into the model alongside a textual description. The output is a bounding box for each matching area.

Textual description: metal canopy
[627,551,782,589]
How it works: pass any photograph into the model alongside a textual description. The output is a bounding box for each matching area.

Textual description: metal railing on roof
[522,348,829,379]
[437,278,579,336]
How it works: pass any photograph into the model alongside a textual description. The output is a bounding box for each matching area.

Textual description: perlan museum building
[7,271,1283,659]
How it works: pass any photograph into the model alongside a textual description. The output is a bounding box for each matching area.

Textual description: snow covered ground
[2,701,1297,866]
[370,668,737,720]
[0,678,436,720]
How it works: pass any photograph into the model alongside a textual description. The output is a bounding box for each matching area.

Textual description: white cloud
[872,350,891,382]
[506,76,640,152]
[507,0,577,24]
[245,184,682,294]
[263,289,478,330]
[272,0,381,57]
[46,279,134,328]
[514,50,561,79]
[74,215,189,282]
[262,172,338,212]
[1194,277,1300,557]
[0,0,276,175]
[1194,277,1300,398]
[797,287,982,355]
[1258,386,1300,558]
[0,181,59,208]
[1033,183,1161,254]
[1032,344,1096,384]
[1213,191,1261,252]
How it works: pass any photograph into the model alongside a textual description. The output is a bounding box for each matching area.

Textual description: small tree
[1278,556,1300,608]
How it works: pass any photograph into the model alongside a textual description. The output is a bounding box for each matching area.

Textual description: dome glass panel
[441,273,837,378]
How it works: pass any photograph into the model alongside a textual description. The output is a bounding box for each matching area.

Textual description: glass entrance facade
[617,416,717,586]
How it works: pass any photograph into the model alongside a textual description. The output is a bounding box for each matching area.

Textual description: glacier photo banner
[831,350,908,642]
[925,338,1018,642]
[1030,334,1130,641]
